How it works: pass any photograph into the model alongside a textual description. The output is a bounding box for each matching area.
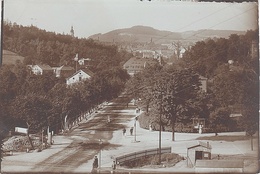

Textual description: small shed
[195,160,244,173]
[187,141,211,167]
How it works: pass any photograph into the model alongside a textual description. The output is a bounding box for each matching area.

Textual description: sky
[4,0,258,38]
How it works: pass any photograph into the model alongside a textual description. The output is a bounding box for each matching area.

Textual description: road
[32,96,133,173]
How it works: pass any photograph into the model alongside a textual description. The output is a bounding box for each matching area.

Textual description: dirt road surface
[8,96,132,173]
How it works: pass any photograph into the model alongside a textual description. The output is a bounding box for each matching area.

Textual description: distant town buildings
[123,57,158,76]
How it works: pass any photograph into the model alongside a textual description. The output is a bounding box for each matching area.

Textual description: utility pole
[0,0,4,66]
[99,139,102,169]
[0,134,2,173]
[158,90,162,164]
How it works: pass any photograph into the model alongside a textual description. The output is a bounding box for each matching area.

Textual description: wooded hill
[3,22,132,73]
[88,25,246,44]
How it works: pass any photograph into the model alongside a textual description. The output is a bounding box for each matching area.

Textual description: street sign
[15,127,28,134]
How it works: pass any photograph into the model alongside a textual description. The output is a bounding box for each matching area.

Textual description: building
[28,64,53,75]
[53,65,74,78]
[70,26,74,37]
[123,57,158,76]
[66,69,94,85]
[199,76,207,93]
[187,141,212,168]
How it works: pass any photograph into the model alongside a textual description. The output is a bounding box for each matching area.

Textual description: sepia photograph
[0,0,258,173]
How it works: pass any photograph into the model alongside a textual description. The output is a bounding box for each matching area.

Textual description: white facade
[29,64,53,75]
[32,65,43,75]
[66,69,92,85]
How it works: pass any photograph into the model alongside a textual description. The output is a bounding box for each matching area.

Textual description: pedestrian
[112,160,116,170]
[92,155,98,169]
[123,128,126,136]
[130,127,133,136]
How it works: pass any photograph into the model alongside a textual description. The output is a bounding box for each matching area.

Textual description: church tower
[70,26,74,37]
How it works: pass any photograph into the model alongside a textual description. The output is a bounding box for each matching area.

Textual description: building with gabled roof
[53,65,74,78]
[123,57,158,76]
[187,141,212,168]
[66,69,94,85]
[29,64,53,75]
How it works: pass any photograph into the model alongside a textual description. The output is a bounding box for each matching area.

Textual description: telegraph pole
[158,90,162,164]
[0,0,4,66]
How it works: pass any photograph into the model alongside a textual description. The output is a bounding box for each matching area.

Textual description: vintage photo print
[0,0,258,173]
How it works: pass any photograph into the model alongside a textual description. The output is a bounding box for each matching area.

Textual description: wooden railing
[115,147,171,165]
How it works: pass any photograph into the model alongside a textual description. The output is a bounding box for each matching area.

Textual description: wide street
[2,94,258,173]
[3,95,134,173]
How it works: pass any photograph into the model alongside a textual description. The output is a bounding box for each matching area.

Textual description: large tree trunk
[26,123,34,150]
[146,103,149,113]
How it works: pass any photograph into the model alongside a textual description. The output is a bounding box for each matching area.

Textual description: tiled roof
[187,141,212,149]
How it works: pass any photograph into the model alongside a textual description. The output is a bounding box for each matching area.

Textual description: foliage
[11,94,52,133]
[128,30,258,137]
[3,22,132,72]
[1,22,132,134]
[0,60,129,134]
[180,29,258,135]
[209,107,236,132]
[126,64,205,141]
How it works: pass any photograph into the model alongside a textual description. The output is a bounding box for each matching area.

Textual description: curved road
[33,96,134,173]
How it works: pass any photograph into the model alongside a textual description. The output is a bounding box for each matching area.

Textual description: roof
[58,65,74,71]
[66,68,94,80]
[187,141,212,149]
[37,64,53,71]
[81,68,94,76]
[123,57,158,67]
[230,113,242,118]
[196,160,244,168]
[199,76,207,80]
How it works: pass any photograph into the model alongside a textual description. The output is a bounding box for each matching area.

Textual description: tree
[0,65,17,102]
[11,94,52,149]
[209,107,235,133]
[153,68,202,141]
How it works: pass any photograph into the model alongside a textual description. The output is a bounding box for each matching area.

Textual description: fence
[115,147,171,165]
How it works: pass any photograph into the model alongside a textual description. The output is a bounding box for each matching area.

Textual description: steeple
[70,26,74,37]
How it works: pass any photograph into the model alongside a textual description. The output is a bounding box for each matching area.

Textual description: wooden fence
[115,147,171,165]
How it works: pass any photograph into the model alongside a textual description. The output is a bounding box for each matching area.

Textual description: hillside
[88,25,246,44]
[3,50,24,65]
[89,26,182,44]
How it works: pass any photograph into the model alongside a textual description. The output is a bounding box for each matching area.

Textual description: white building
[28,64,53,75]
[66,69,94,85]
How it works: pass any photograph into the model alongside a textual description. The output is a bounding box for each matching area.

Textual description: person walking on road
[123,128,126,136]
[92,156,98,169]
[130,127,133,136]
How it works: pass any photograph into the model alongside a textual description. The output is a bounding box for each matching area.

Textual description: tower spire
[70,26,74,37]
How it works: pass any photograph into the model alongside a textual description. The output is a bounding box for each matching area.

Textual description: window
[204,153,209,158]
